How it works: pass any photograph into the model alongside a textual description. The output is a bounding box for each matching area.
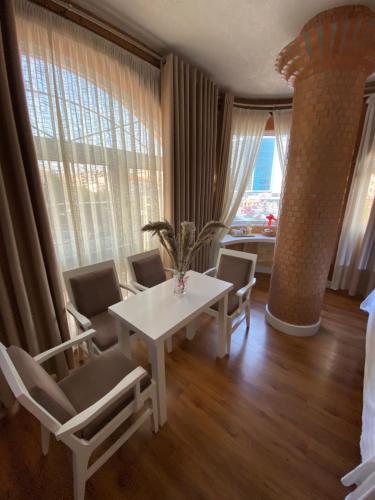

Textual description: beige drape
[221,107,270,227]
[332,95,375,296]
[0,0,71,409]
[273,109,292,176]
[161,54,219,271]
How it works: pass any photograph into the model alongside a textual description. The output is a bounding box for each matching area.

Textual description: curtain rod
[29,0,163,67]
[234,103,293,111]
[235,82,375,110]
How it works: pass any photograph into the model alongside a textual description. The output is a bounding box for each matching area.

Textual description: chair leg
[150,388,159,433]
[226,318,232,354]
[41,424,50,456]
[166,337,173,353]
[186,320,196,340]
[73,450,90,500]
[245,302,251,331]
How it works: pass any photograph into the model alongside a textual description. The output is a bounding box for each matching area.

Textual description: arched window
[16,1,163,281]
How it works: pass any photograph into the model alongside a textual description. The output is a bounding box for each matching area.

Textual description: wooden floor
[0,275,368,500]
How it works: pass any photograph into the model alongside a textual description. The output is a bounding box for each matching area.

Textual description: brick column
[266,5,375,336]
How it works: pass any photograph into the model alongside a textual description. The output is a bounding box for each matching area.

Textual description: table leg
[217,293,228,358]
[150,341,167,425]
[186,319,196,340]
[117,322,132,359]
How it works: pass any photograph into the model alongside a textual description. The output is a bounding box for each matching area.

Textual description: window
[16,3,163,281]
[234,135,282,224]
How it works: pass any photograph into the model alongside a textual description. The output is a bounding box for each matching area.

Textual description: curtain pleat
[213,93,234,220]
[161,54,219,271]
[273,109,292,175]
[0,0,72,409]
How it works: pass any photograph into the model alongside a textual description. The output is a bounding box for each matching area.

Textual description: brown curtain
[213,92,234,220]
[161,53,219,271]
[0,0,71,408]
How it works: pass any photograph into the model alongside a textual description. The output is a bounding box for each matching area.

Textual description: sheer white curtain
[273,109,292,175]
[331,95,375,296]
[221,108,269,226]
[15,0,163,282]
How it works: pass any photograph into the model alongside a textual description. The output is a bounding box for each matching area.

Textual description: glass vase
[173,270,187,295]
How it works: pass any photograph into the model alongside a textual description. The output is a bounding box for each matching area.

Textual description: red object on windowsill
[265,213,277,227]
[262,214,277,236]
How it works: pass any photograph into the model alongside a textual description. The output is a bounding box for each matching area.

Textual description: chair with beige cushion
[0,332,158,500]
[64,260,135,356]
[127,248,173,292]
[205,248,257,353]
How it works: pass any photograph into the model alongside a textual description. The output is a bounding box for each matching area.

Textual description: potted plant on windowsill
[142,220,226,295]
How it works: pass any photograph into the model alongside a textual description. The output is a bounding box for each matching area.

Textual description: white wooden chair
[0,332,158,500]
[64,260,136,357]
[204,248,257,353]
[342,458,375,499]
[127,248,174,292]
[127,249,175,352]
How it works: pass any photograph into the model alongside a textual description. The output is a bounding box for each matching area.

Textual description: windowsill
[231,221,266,227]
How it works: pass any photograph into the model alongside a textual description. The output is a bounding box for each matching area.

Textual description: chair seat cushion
[7,346,77,423]
[211,291,240,315]
[59,349,151,440]
[89,311,120,351]
[132,253,166,288]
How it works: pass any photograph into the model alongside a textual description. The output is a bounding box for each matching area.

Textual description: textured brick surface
[268,5,375,326]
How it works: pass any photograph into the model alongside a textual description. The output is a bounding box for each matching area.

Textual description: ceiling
[75,0,375,98]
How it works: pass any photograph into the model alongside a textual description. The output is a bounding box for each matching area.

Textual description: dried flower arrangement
[142,220,226,294]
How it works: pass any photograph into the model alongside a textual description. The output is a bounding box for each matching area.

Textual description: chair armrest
[203,267,217,277]
[119,282,137,295]
[34,329,97,365]
[54,366,147,440]
[66,303,91,330]
[236,277,257,298]
[131,281,148,292]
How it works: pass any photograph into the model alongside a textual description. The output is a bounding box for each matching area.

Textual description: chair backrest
[215,248,257,292]
[127,249,166,288]
[0,343,72,433]
[63,260,122,317]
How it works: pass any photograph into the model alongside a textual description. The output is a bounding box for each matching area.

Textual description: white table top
[109,271,233,343]
[220,234,276,246]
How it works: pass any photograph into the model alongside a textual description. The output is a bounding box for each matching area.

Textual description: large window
[16,1,163,281]
[234,135,282,224]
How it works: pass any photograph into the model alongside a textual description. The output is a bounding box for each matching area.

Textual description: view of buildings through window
[235,136,282,224]
[20,51,163,273]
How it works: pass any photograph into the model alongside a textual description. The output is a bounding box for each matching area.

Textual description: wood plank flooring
[0,275,368,499]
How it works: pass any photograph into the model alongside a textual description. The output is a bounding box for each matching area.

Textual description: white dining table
[109,270,233,425]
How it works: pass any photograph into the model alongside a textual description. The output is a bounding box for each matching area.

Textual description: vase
[173,270,188,295]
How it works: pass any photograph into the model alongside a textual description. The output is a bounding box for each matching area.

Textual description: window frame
[232,131,281,227]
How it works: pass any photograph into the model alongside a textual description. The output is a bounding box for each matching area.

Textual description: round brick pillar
[266,5,375,336]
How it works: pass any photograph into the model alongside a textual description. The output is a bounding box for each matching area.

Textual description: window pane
[252,137,274,191]
[235,136,282,224]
